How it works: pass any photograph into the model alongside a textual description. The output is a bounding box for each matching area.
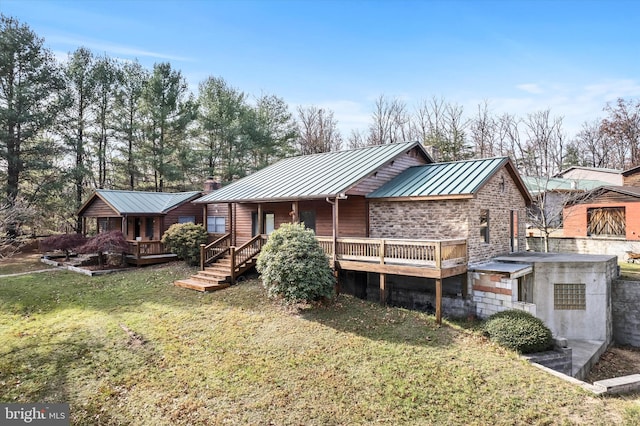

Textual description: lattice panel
[587,207,625,236]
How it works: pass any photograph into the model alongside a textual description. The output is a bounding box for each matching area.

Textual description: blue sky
[3,0,640,137]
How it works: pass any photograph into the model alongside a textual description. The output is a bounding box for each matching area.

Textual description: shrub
[77,230,129,267]
[40,233,87,260]
[482,309,553,354]
[161,223,208,266]
[256,223,335,304]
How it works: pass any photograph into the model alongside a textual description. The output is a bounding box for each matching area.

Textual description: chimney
[203,176,220,193]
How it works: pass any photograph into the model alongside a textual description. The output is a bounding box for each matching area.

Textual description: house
[554,166,623,186]
[77,188,205,265]
[522,176,610,231]
[179,141,534,324]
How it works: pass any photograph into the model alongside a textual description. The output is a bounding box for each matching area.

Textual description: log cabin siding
[82,198,118,217]
[163,202,204,233]
[348,148,428,196]
[232,197,369,244]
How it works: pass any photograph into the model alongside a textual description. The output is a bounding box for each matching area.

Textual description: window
[145,217,154,239]
[554,283,586,310]
[480,209,489,243]
[587,207,625,236]
[178,216,195,224]
[510,210,518,252]
[265,213,275,235]
[207,216,226,234]
[300,210,316,232]
[517,274,533,303]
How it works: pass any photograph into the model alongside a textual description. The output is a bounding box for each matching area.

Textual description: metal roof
[85,190,201,215]
[194,141,429,203]
[522,176,609,194]
[366,157,509,199]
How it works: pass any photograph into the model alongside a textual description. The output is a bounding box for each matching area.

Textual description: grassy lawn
[619,261,640,281]
[1,263,639,425]
[0,252,56,275]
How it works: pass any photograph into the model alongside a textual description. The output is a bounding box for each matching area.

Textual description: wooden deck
[125,240,177,266]
[316,237,468,279]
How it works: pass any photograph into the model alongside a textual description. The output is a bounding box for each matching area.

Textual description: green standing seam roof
[522,176,610,194]
[92,190,202,215]
[194,141,428,203]
[366,157,509,198]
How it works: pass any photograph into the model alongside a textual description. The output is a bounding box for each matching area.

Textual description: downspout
[325,197,336,268]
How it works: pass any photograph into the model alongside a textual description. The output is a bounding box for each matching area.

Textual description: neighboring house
[554,166,623,186]
[563,186,640,241]
[77,189,203,265]
[522,176,610,229]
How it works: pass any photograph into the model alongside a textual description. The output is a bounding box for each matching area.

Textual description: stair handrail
[231,234,267,282]
[200,233,232,270]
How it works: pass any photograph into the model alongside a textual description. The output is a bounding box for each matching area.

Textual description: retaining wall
[612,280,640,347]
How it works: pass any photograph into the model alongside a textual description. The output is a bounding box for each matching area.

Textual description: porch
[125,240,177,266]
[175,234,468,323]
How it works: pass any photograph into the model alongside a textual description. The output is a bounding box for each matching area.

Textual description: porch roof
[78,190,202,216]
[194,141,432,203]
[366,157,532,204]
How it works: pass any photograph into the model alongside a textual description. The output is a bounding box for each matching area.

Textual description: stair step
[174,279,231,292]
[192,273,229,283]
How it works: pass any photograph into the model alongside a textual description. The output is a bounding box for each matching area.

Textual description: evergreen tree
[0,15,66,237]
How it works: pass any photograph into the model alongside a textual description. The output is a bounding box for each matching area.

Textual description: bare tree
[296,105,343,154]
[367,94,410,145]
[411,97,470,161]
[601,98,640,169]
[346,129,367,149]
[470,101,498,158]
[574,120,610,168]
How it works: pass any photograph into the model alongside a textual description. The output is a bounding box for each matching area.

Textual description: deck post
[292,201,299,223]
[435,279,442,325]
[435,241,442,270]
[200,244,205,270]
[230,246,236,284]
[380,274,387,304]
[135,243,141,267]
[379,239,386,304]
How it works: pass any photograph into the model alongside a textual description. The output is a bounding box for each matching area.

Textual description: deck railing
[316,237,467,269]
[200,233,232,270]
[127,240,170,258]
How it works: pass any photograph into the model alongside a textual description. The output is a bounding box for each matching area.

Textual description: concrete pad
[567,339,608,380]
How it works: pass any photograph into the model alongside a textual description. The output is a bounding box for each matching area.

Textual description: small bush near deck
[483,310,553,354]
[161,223,208,266]
[256,223,335,304]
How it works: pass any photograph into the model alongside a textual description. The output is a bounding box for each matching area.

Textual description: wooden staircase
[174,254,234,292]
[174,233,264,293]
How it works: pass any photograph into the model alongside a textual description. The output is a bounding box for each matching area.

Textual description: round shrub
[256,223,335,304]
[483,310,553,354]
[161,223,208,266]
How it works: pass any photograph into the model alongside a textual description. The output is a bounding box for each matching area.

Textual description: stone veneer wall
[369,168,527,264]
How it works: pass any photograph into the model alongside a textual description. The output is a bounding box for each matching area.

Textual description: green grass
[619,261,640,281]
[1,263,639,425]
